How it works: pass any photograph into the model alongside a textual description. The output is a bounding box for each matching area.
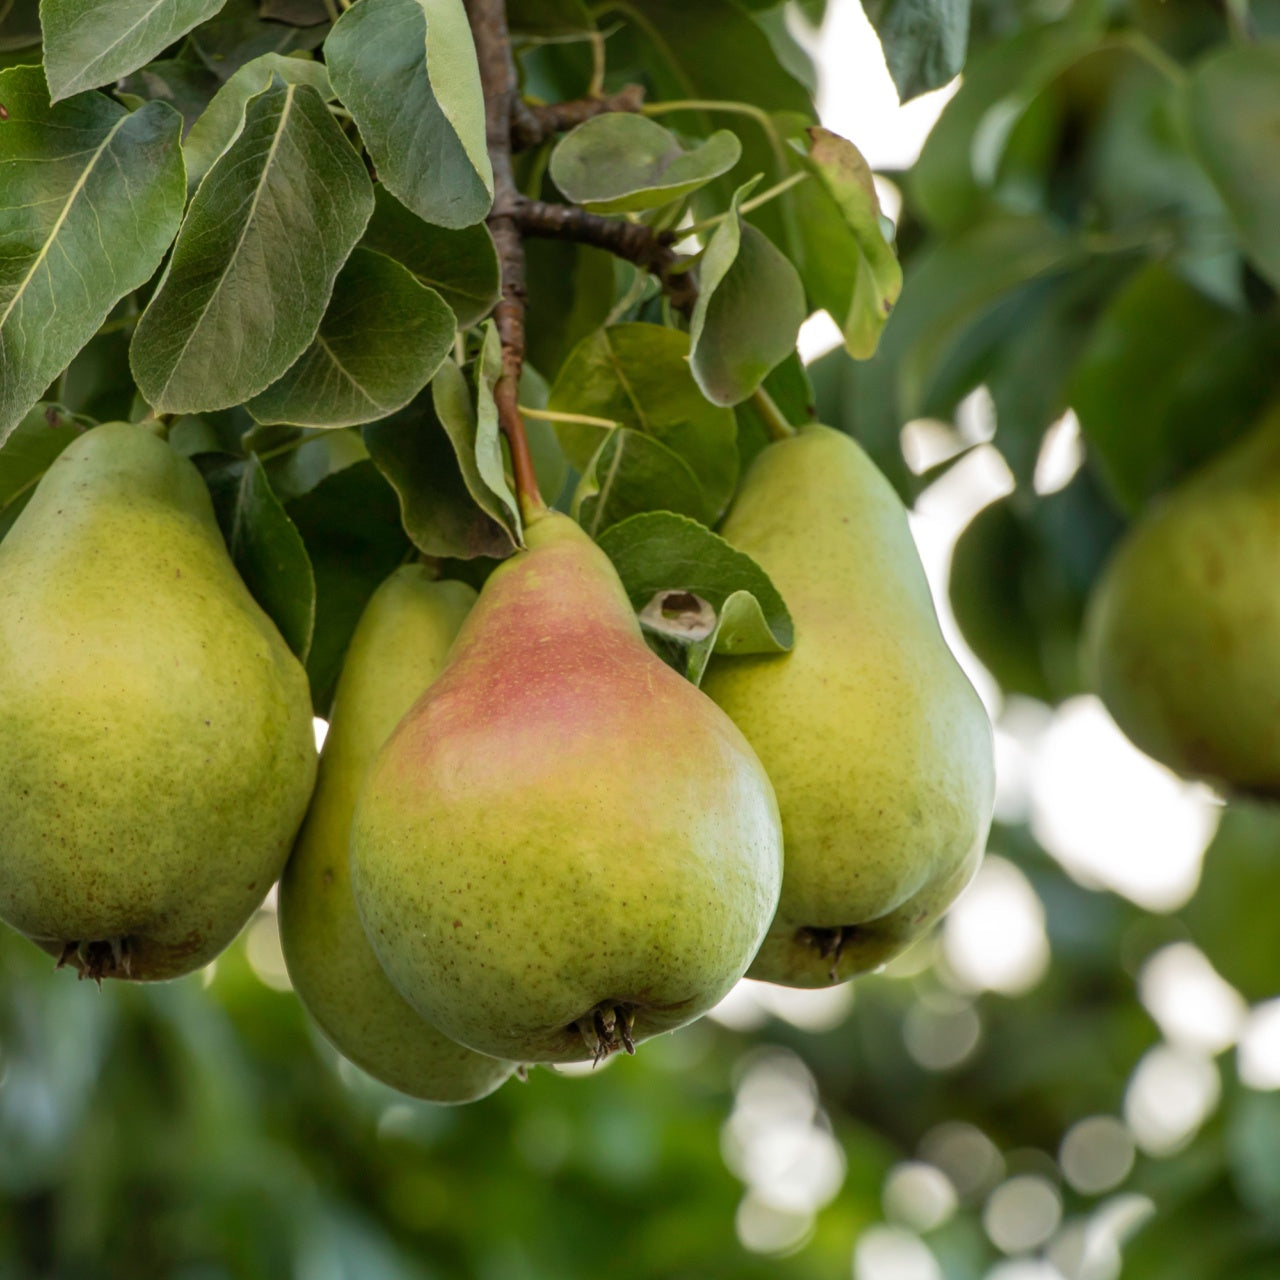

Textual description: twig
[465,0,544,517]
[510,84,646,151]
[510,197,699,314]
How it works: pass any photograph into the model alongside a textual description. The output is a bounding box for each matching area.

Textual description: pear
[1083,409,1280,796]
[279,567,515,1103]
[350,510,783,1063]
[0,423,316,981]
[701,425,994,986]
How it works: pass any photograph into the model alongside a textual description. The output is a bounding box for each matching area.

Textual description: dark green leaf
[550,115,741,213]
[246,249,455,428]
[0,67,185,444]
[189,0,326,77]
[182,52,332,190]
[690,180,807,406]
[0,403,85,538]
[117,57,224,136]
[325,0,493,228]
[131,79,374,415]
[364,389,515,559]
[41,0,227,100]
[506,0,593,34]
[207,454,316,659]
[574,428,710,535]
[362,185,500,327]
[596,510,792,683]
[548,323,738,515]
[861,0,969,102]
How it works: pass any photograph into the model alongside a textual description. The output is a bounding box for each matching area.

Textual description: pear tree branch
[510,84,647,150]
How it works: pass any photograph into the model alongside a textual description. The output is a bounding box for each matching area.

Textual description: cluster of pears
[0,417,994,1105]
[1084,407,1280,797]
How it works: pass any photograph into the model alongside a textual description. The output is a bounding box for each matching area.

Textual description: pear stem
[467,0,545,521]
[751,387,797,442]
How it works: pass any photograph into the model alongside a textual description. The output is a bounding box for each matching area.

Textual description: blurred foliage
[4,0,1280,1275]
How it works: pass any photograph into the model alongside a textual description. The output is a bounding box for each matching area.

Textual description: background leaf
[689,180,807,407]
[0,69,185,445]
[0,403,86,538]
[325,0,493,228]
[860,0,970,102]
[596,510,792,682]
[246,249,456,429]
[1185,42,1280,291]
[130,79,373,415]
[41,0,228,100]
[550,115,741,213]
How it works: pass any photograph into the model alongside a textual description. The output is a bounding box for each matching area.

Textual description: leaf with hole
[597,510,792,683]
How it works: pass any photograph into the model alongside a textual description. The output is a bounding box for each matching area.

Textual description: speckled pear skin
[279,568,515,1103]
[0,423,317,981]
[350,510,783,1063]
[702,425,994,987]
[1083,410,1280,796]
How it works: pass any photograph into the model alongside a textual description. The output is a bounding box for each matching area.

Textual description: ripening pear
[350,509,783,1063]
[702,425,994,986]
[0,423,316,980]
[279,567,515,1103]
[1083,408,1280,796]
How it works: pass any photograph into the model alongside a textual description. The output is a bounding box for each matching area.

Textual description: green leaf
[506,0,593,35]
[182,52,332,191]
[471,321,523,537]
[206,454,316,660]
[118,57,224,136]
[1185,42,1280,291]
[522,238,616,379]
[689,179,806,406]
[0,403,86,538]
[547,323,738,516]
[130,79,374,415]
[1071,262,1280,512]
[429,355,521,548]
[41,0,228,100]
[362,185,499,327]
[860,0,969,102]
[549,115,741,213]
[325,0,492,228]
[0,68,185,445]
[574,429,710,536]
[596,510,792,683]
[0,0,41,50]
[364,390,515,560]
[265,429,368,502]
[189,0,326,76]
[245,248,455,428]
[802,127,902,358]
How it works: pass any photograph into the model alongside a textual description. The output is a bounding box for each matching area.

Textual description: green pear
[702,425,994,986]
[279,567,515,1103]
[350,510,783,1063]
[0,423,316,981]
[1083,408,1280,796]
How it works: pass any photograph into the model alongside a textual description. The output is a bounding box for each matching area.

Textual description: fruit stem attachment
[467,0,545,520]
[751,387,796,442]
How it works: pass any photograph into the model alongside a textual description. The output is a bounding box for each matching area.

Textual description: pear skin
[279,567,514,1103]
[350,510,783,1063]
[0,423,316,980]
[1083,409,1280,796]
[702,425,994,986]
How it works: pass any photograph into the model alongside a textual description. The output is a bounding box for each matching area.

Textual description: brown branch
[510,84,647,151]
[465,0,543,516]
[510,197,699,315]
